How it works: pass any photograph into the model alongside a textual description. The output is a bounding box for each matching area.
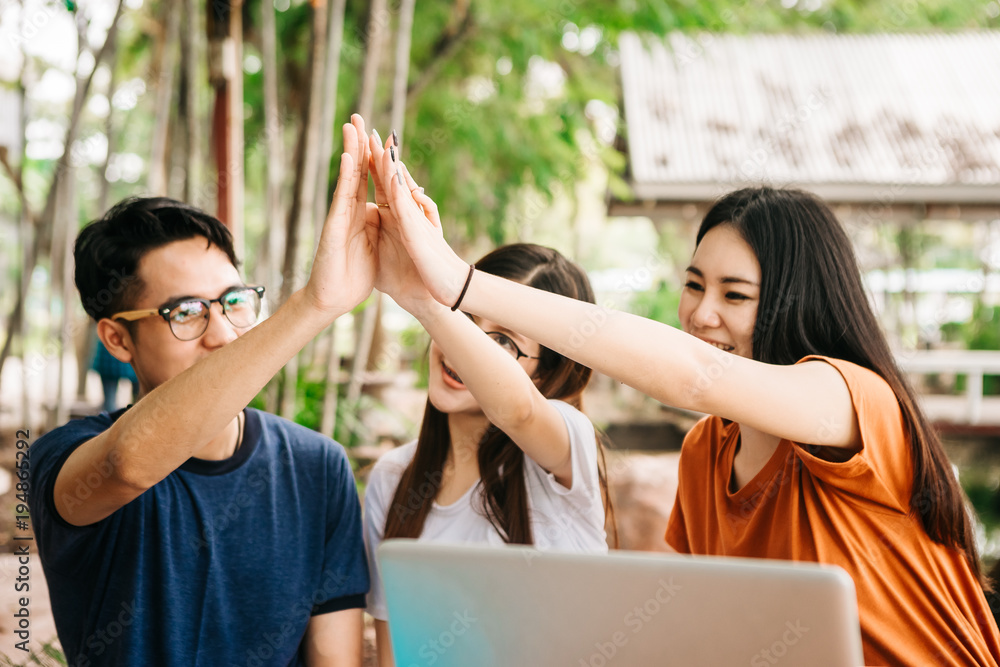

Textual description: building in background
[612,31,1000,348]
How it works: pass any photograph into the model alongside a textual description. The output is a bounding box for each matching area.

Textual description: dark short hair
[74,197,239,321]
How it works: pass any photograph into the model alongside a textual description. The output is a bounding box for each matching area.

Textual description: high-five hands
[314,113,473,317]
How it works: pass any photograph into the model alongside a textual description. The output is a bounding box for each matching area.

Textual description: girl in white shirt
[365,150,613,664]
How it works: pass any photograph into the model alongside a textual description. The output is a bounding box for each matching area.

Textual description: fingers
[382,143,420,218]
[399,163,441,228]
[342,121,357,165]
[365,202,380,230]
[368,131,389,204]
[327,147,355,221]
[413,190,442,229]
[399,161,420,192]
[350,116,369,212]
[364,125,440,231]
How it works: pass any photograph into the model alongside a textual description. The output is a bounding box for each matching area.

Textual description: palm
[375,218,423,302]
[304,115,378,316]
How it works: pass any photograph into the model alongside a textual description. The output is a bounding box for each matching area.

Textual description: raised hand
[302,114,379,319]
[368,134,470,309]
[368,131,446,315]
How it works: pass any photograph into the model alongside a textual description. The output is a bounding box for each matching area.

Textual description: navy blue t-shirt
[30,407,369,667]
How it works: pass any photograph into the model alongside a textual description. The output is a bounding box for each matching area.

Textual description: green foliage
[292,375,326,433]
[941,302,1000,394]
[630,280,682,329]
[400,322,431,389]
[970,309,1000,350]
[964,477,1000,531]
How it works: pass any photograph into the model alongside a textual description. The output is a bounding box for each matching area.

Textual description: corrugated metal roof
[619,32,1000,204]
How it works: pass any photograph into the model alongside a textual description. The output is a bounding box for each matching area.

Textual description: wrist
[287,288,346,331]
[406,296,450,324]
[449,264,475,312]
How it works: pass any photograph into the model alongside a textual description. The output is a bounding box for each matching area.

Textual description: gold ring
[377,203,390,208]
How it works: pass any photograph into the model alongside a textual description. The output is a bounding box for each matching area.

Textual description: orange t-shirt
[666,355,1000,666]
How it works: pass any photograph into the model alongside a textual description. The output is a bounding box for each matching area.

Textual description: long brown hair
[384,243,616,545]
[699,187,986,587]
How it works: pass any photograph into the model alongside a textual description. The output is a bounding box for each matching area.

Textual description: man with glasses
[30,117,376,666]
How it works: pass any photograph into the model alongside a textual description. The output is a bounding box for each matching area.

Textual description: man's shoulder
[253,408,337,444]
[250,408,350,463]
[33,411,117,461]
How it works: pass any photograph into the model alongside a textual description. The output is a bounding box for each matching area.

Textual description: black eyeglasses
[112,286,266,341]
[484,331,540,361]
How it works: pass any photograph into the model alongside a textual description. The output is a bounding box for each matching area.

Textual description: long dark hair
[384,243,616,546]
[698,186,985,585]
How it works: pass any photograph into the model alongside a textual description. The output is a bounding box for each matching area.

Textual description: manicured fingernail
[390,146,396,162]
[372,129,382,145]
[392,129,399,147]
[416,187,424,195]
[396,167,404,185]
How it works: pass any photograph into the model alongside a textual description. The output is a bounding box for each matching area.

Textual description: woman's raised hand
[368,131,441,315]
[368,135,471,309]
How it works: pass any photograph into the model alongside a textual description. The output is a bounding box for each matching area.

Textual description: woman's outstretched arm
[379,154,860,452]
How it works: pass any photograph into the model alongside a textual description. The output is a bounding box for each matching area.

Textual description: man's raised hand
[302,114,379,320]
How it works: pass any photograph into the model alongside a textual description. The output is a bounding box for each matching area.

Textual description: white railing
[896,350,1000,425]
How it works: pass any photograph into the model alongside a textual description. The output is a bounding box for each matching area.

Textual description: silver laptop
[378,540,864,666]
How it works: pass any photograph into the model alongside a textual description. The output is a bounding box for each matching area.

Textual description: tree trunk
[37,0,124,252]
[259,0,284,413]
[181,0,202,203]
[0,37,29,410]
[390,0,416,144]
[317,0,348,438]
[0,0,124,401]
[278,0,330,419]
[260,0,285,290]
[345,0,392,413]
[312,0,346,241]
[13,54,30,425]
[97,28,117,214]
[49,9,109,427]
[227,1,245,255]
[53,163,78,427]
[148,0,180,195]
[357,0,389,121]
[207,0,245,253]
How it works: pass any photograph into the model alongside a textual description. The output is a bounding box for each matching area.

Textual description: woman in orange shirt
[372,152,999,665]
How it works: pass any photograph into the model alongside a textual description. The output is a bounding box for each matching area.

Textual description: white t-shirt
[363,399,608,620]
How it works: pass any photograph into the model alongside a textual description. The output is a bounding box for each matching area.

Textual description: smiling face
[110,237,247,395]
[426,316,542,416]
[678,224,761,359]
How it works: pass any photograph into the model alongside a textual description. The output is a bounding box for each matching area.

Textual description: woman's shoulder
[546,399,595,432]
[795,355,900,410]
[370,440,419,481]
